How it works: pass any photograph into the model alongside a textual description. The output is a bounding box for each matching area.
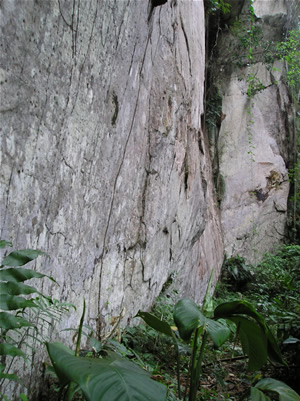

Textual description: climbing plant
[276,30,300,93]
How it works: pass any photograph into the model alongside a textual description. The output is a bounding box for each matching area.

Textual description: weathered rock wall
[207,0,296,262]
[0,0,223,342]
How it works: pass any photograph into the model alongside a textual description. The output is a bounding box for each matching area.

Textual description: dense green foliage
[276,30,300,93]
[0,241,72,401]
[204,0,230,15]
[137,297,288,401]
[218,245,300,343]
[123,246,300,400]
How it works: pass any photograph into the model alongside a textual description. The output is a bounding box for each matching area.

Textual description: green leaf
[173,298,230,346]
[1,249,46,266]
[0,282,39,296]
[46,342,74,387]
[229,316,267,371]
[0,362,21,383]
[0,240,12,249]
[173,299,201,341]
[136,311,173,337]
[106,339,133,357]
[255,378,300,401]
[202,269,215,317]
[75,299,86,357]
[89,338,102,353]
[214,300,265,326]
[0,294,37,310]
[205,319,230,348]
[250,387,272,401]
[0,311,32,330]
[46,342,167,401]
[0,267,55,283]
[0,343,26,359]
[214,300,284,367]
[265,325,285,366]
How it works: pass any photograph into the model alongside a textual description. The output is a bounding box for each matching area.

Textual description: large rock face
[218,62,290,262]
[207,0,294,263]
[0,0,222,339]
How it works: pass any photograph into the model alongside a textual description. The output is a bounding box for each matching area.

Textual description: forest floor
[119,299,299,401]
[119,244,300,400]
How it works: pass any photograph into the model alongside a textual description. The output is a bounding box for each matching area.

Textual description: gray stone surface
[0,1,225,396]
[209,0,293,263]
[0,0,222,343]
[218,64,290,261]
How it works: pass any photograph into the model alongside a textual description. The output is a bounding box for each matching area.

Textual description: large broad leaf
[264,325,285,366]
[0,282,39,296]
[46,343,74,387]
[0,294,37,310]
[255,378,300,401]
[0,343,27,359]
[173,299,230,346]
[136,311,173,337]
[0,311,32,330]
[0,267,55,283]
[46,342,167,401]
[229,316,267,371]
[214,300,265,326]
[173,299,202,341]
[250,387,272,401]
[214,300,284,366]
[1,249,46,267]
[205,319,230,348]
[202,269,215,317]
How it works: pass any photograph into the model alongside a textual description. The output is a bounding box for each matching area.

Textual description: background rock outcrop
[206,0,296,262]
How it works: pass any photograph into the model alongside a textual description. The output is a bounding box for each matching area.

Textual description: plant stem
[193,331,208,401]
[75,299,85,357]
[64,383,74,401]
[185,329,198,401]
[62,299,86,401]
[171,331,182,400]
[232,321,241,359]
[189,329,207,401]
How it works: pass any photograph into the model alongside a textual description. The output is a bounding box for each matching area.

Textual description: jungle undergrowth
[215,244,300,394]
[118,244,300,401]
[4,239,298,401]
